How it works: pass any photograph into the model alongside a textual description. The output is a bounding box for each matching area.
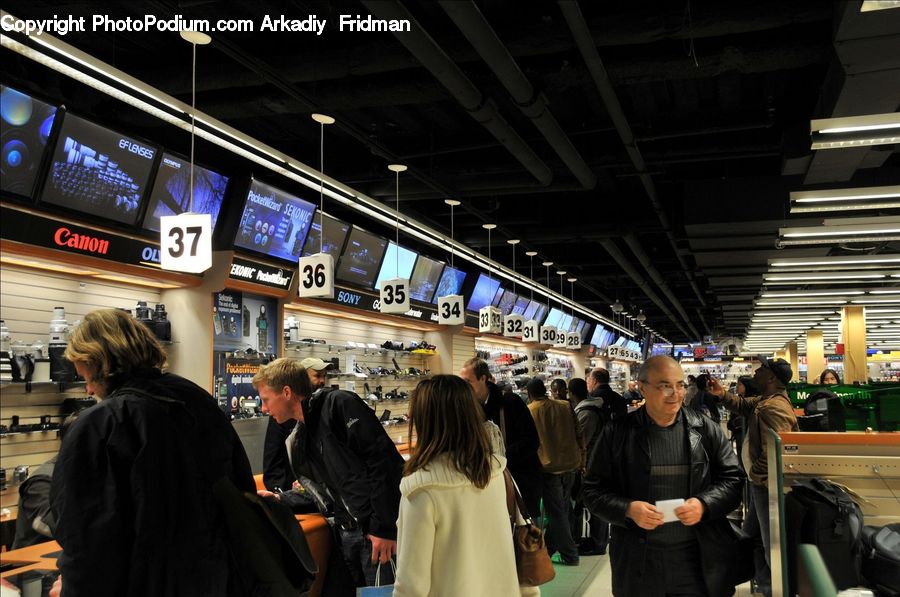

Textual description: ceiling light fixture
[790,185,900,213]
[860,1,900,11]
[811,112,900,150]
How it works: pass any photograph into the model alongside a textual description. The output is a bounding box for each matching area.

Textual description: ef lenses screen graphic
[234,179,316,262]
[142,153,229,232]
[1,86,58,199]
[40,113,157,225]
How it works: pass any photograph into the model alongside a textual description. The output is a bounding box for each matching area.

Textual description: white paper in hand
[655,498,685,523]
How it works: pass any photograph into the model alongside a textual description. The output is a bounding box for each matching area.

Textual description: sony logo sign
[118,138,155,160]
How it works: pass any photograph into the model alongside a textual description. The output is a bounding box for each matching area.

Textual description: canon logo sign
[54,227,110,255]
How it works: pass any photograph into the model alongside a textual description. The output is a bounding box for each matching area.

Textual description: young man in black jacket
[583,356,745,597]
[460,357,543,517]
[254,358,404,592]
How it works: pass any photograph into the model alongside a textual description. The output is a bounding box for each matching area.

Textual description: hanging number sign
[298,253,335,298]
[160,213,211,273]
[540,325,558,345]
[379,277,410,314]
[554,329,568,348]
[437,295,464,325]
[503,314,525,338]
[522,320,540,343]
[479,306,502,334]
[566,332,582,350]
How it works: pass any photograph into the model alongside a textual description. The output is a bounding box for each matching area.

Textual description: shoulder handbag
[503,467,556,586]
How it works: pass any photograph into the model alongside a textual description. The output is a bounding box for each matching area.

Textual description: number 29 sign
[160,213,212,273]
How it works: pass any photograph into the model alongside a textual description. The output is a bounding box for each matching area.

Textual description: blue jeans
[320,526,395,595]
[749,484,772,597]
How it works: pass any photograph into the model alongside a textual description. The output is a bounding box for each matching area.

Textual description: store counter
[0,514,333,597]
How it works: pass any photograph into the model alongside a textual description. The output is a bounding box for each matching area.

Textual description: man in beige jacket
[708,356,798,597]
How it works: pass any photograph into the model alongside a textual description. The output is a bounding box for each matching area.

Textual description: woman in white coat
[393,375,520,597]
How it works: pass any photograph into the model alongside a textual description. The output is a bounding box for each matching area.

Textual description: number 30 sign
[160,213,211,273]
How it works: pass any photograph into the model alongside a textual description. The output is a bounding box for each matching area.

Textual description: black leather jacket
[583,407,745,597]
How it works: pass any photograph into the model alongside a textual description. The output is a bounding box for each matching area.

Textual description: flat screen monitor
[375,242,417,288]
[614,336,628,347]
[497,290,517,316]
[142,152,228,232]
[544,308,564,329]
[512,296,529,316]
[532,302,549,324]
[674,344,693,359]
[1,86,58,199]
[651,343,673,357]
[575,320,585,334]
[579,322,593,343]
[233,179,316,262]
[432,265,466,302]
[590,325,615,349]
[467,273,501,312]
[490,286,505,306]
[523,300,541,320]
[408,255,444,302]
[301,212,350,260]
[335,226,389,287]
[559,313,573,332]
[40,113,157,225]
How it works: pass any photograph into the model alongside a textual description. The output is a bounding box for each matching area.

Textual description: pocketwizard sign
[228,256,294,291]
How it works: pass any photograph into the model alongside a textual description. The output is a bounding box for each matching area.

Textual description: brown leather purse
[503,468,556,586]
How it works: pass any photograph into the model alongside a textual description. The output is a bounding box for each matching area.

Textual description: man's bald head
[637,355,682,382]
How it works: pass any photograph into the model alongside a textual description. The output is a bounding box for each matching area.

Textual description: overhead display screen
[40,113,158,225]
[335,226,389,288]
[497,290,518,316]
[590,325,615,349]
[375,242,417,288]
[301,213,350,260]
[467,273,501,312]
[233,179,316,262]
[544,308,564,328]
[432,265,466,302]
[409,255,444,302]
[142,152,228,232]
[512,296,530,316]
[1,86,58,199]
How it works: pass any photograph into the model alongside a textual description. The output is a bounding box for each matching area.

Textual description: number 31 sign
[160,213,212,273]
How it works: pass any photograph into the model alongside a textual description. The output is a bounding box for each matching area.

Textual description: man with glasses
[708,356,798,597]
[583,356,744,597]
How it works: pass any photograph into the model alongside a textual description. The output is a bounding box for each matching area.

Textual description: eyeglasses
[642,382,689,397]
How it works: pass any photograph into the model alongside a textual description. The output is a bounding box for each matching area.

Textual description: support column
[784,341,799,382]
[806,330,824,384]
[841,306,867,384]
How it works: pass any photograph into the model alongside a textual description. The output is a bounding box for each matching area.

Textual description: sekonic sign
[229,256,294,291]
[1,205,163,268]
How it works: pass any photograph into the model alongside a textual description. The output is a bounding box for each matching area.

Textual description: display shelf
[285,340,437,357]
[0,380,85,394]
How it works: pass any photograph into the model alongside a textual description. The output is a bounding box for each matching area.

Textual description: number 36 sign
[160,213,212,273]
[298,253,335,298]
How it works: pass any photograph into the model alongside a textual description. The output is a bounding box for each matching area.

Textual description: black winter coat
[583,407,745,597]
[51,371,255,597]
[293,389,404,540]
[481,382,542,478]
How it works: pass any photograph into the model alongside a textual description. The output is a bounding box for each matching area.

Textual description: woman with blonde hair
[50,308,255,597]
[393,374,520,596]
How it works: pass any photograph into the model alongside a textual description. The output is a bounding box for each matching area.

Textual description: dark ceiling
[2,0,898,342]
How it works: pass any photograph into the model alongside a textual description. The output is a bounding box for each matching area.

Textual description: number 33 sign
[160,213,211,273]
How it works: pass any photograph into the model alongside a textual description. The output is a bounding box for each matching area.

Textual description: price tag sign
[566,332,582,350]
[503,314,525,338]
[160,213,211,273]
[479,306,502,334]
[522,320,540,343]
[379,277,410,314]
[540,325,558,345]
[298,253,334,298]
[437,295,464,325]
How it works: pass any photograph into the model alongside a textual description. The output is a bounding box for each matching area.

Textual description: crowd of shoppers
[25,306,813,596]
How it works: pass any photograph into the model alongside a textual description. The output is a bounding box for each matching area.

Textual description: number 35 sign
[160,213,212,273]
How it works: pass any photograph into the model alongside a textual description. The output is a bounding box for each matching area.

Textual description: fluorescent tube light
[790,185,900,212]
[811,112,900,149]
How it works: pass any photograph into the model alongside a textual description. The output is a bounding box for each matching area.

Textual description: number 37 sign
[160,213,212,273]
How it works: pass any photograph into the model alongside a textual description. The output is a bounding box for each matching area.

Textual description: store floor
[539,555,757,596]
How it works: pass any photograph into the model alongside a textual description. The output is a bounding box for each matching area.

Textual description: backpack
[861,524,900,596]
[784,478,865,593]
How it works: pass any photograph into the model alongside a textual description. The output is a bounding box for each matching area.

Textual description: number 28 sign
[160,213,212,273]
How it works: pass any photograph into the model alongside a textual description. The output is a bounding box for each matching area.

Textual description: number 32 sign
[160,213,211,273]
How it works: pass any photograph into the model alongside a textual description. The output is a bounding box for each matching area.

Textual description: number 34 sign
[160,213,212,273]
